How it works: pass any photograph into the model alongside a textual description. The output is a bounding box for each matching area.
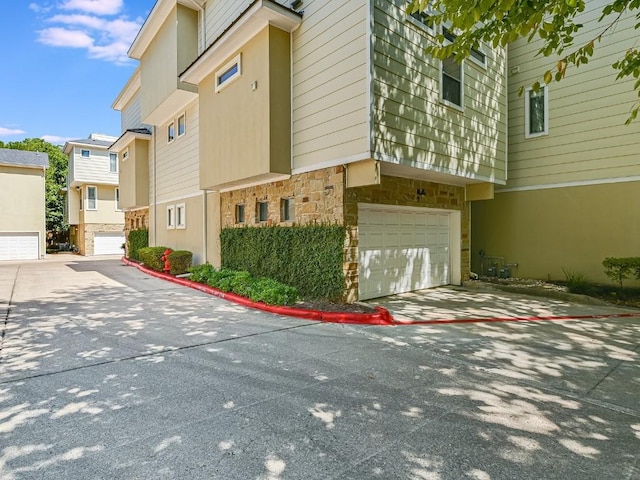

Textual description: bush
[220,224,345,300]
[138,246,168,272]
[128,229,149,261]
[561,268,590,294]
[188,266,298,306]
[168,250,193,275]
[602,257,640,287]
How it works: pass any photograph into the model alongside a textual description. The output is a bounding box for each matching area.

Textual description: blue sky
[0,0,156,145]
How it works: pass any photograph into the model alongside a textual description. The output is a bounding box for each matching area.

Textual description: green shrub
[602,257,640,287]
[189,263,216,283]
[220,224,345,300]
[249,278,298,306]
[138,246,168,272]
[128,229,149,261]
[168,250,193,275]
[561,268,590,294]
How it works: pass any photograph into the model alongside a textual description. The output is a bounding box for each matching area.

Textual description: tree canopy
[0,138,68,241]
[407,0,640,123]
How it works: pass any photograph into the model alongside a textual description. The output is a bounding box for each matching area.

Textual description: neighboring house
[472,1,640,284]
[112,0,507,301]
[0,148,48,261]
[64,134,125,256]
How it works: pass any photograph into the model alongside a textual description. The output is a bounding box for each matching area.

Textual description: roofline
[0,161,48,170]
[63,140,114,154]
[112,66,141,111]
[110,129,153,152]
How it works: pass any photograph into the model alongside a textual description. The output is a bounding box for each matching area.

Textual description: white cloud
[29,3,53,14]
[0,127,27,137]
[33,1,143,65]
[41,135,72,144]
[59,0,124,16]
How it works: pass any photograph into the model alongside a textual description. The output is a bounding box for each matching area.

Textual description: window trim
[167,205,176,229]
[109,152,118,173]
[524,86,549,138]
[122,148,129,161]
[86,185,97,211]
[215,54,242,93]
[469,45,487,69]
[177,112,186,137]
[81,149,90,158]
[257,200,268,223]
[406,0,436,35]
[176,203,186,229]
[115,187,121,211]
[167,121,175,144]
[440,25,465,111]
[235,204,246,224]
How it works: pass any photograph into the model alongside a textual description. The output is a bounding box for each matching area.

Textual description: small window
[122,148,129,160]
[110,153,118,173]
[167,205,176,229]
[442,56,463,108]
[215,54,242,92]
[257,201,268,223]
[79,191,83,211]
[470,46,486,67]
[167,122,175,143]
[87,186,97,210]
[525,86,549,138]
[81,149,90,158]
[115,188,121,211]
[178,113,186,137]
[281,198,295,222]
[406,0,435,34]
[176,203,186,229]
[235,204,245,224]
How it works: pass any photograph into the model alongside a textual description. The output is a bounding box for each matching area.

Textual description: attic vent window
[215,54,241,92]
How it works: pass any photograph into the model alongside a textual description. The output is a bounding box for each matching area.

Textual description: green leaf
[544,70,553,84]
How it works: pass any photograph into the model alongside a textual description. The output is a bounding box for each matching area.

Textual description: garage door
[0,233,39,261]
[358,205,453,300]
[94,232,125,255]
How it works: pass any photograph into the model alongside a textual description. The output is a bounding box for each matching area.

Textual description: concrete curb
[121,257,394,326]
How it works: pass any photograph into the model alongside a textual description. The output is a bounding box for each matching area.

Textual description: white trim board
[497,176,640,193]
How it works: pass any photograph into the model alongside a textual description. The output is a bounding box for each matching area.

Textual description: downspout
[153,125,157,247]
[202,189,207,264]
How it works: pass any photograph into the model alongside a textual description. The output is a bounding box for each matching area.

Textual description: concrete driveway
[0,256,639,479]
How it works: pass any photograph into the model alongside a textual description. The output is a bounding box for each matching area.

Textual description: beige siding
[155,100,200,203]
[292,0,369,169]
[119,139,150,210]
[121,94,148,132]
[72,148,119,186]
[203,0,289,46]
[372,0,507,184]
[68,187,80,225]
[81,185,124,225]
[0,167,46,236]
[506,0,640,189]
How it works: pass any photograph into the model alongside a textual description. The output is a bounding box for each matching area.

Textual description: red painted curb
[393,312,640,326]
[121,257,394,325]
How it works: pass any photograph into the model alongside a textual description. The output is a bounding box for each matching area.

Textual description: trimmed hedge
[128,228,148,261]
[138,246,168,272]
[168,250,193,275]
[188,265,298,305]
[603,257,640,287]
[220,224,346,300]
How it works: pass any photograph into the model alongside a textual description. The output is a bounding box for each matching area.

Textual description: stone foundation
[79,223,125,256]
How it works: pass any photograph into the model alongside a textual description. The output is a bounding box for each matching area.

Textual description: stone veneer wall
[124,208,150,258]
[219,167,469,302]
[80,223,125,256]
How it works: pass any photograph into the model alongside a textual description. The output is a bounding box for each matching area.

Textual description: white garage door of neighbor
[0,233,39,261]
[358,205,454,300]
[94,233,125,255]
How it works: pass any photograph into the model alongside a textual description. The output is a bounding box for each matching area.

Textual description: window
[257,201,268,223]
[115,188,121,211]
[167,205,176,229]
[441,27,464,109]
[525,86,549,138]
[470,46,487,67]
[236,204,245,224]
[87,186,97,210]
[167,122,175,143]
[215,54,242,92]
[122,148,129,160]
[110,153,118,173]
[81,149,90,158]
[406,0,436,34]
[79,190,83,211]
[178,113,186,137]
[281,198,295,222]
[176,203,186,229]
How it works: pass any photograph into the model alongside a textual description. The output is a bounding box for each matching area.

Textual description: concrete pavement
[0,257,638,479]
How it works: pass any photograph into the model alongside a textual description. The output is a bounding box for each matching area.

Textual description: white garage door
[94,232,125,255]
[358,205,454,300]
[0,233,39,261]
